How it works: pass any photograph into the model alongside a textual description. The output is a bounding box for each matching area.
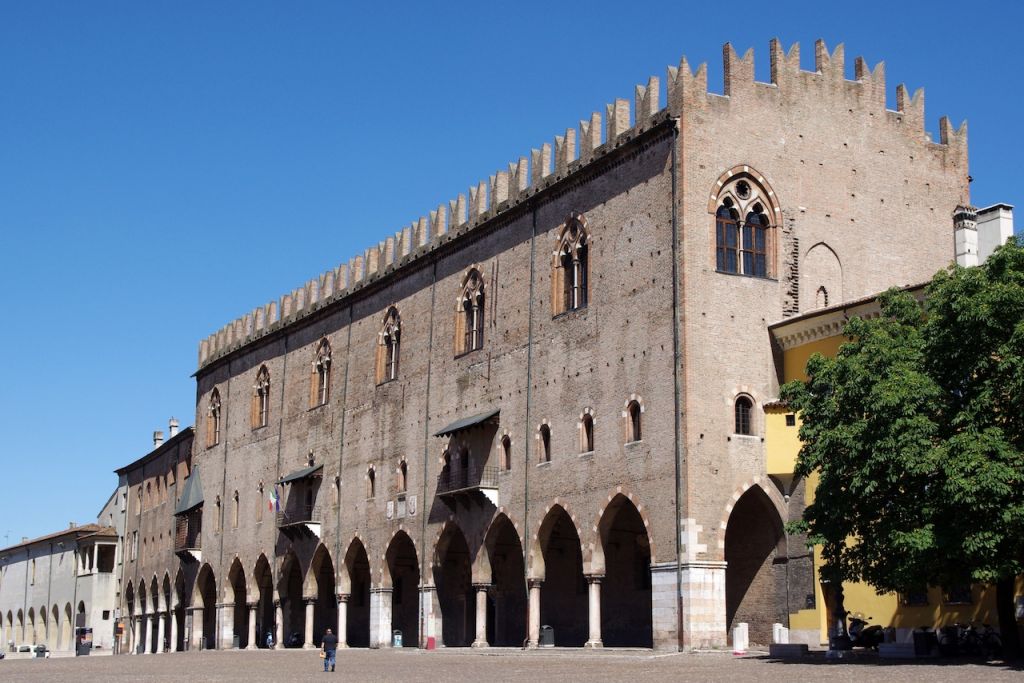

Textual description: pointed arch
[277,549,305,647]
[375,306,401,384]
[593,493,653,647]
[553,211,590,315]
[802,241,844,312]
[311,337,332,407]
[307,543,338,647]
[206,387,222,448]
[480,511,527,646]
[226,557,248,649]
[62,604,72,651]
[383,529,420,647]
[433,521,474,647]
[251,554,274,649]
[531,503,587,647]
[709,166,780,278]
[252,364,271,428]
[341,536,371,647]
[454,268,485,355]
[724,482,788,646]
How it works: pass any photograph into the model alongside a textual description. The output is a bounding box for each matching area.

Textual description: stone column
[527,579,542,648]
[420,585,438,648]
[336,595,349,648]
[191,608,204,650]
[169,610,178,652]
[471,584,489,648]
[246,604,258,650]
[156,612,166,653]
[218,603,234,649]
[274,601,284,650]
[584,575,603,648]
[303,599,315,649]
[142,614,152,654]
[131,616,139,654]
[369,588,392,648]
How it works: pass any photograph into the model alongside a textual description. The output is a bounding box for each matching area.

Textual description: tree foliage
[782,238,1024,600]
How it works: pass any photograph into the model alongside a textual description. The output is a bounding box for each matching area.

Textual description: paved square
[1,649,1021,682]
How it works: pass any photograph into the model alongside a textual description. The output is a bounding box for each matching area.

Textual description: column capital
[527,578,544,589]
[585,574,605,584]
[303,597,317,606]
[471,582,491,590]
[336,593,350,603]
[247,602,259,609]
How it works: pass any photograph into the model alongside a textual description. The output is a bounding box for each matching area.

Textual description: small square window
[901,589,928,607]
[944,585,972,605]
[102,610,111,620]
[785,414,796,427]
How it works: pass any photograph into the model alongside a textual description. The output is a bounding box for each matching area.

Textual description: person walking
[321,628,338,672]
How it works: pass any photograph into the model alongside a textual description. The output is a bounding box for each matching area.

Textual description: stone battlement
[196,38,966,370]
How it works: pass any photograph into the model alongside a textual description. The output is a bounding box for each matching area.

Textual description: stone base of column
[584,638,603,648]
[245,643,257,650]
[302,643,316,650]
[471,638,488,648]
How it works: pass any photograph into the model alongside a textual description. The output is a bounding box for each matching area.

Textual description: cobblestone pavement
[1,648,1021,682]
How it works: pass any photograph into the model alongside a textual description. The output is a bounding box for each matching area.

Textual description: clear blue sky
[1,0,1020,544]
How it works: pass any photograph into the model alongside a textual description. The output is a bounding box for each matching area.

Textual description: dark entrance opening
[538,507,587,646]
[725,486,787,646]
[344,540,371,647]
[599,495,652,647]
[385,532,419,647]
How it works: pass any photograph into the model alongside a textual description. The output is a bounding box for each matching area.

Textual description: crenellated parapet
[196,38,967,370]
[667,38,966,150]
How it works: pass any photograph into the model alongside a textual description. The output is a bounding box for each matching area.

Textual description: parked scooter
[848,612,885,649]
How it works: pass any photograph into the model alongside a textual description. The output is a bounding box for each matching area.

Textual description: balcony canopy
[174,465,204,515]
[433,408,500,437]
[277,462,324,485]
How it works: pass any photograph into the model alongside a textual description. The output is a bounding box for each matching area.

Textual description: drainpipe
[668,117,687,650]
[334,305,354,626]
[522,204,538,637]
[419,260,438,647]
[216,359,232,648]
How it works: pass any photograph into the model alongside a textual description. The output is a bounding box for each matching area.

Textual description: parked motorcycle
[848,612,884,649]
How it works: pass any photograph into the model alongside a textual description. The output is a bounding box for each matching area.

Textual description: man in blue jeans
[321,628,338,672]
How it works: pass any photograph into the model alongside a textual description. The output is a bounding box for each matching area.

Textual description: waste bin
[392,630,403,648]
[34,645,47,658]
[76,642,92,657]
[539,625,554,648]
[913,629,937,657]
[233,635,240,649]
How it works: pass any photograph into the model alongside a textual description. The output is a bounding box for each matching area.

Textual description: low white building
[0,500,123,654]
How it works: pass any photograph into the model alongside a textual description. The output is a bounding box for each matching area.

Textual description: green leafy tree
[782,238,1024,656]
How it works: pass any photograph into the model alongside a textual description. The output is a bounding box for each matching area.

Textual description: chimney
[169,417,180,438]
[976,203,1015,264]
[953,204,978,267]
[69,522,75,529]
[153,430,164,448]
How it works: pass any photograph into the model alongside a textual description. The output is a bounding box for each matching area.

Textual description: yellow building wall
[775,334,1019,643]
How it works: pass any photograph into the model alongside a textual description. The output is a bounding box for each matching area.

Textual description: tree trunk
[996,577,1020,660]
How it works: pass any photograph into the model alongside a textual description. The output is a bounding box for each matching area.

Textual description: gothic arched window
[554,213,589,315]
[456,269,485,355]
[376,307,401,384]
[252,365,270,429]
[206,389,222,448]
[713,173,778,278]
[311,339,332,407]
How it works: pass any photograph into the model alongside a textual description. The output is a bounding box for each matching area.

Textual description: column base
[471,639,489,648]
[302,643,316,650]
[274,643,285,650]
[584,639,603,649]
[245,644,257,650]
